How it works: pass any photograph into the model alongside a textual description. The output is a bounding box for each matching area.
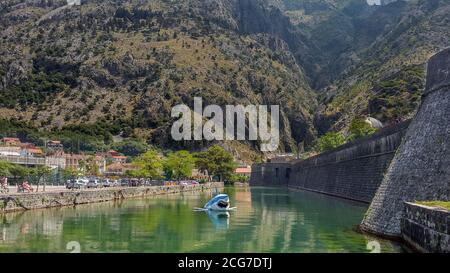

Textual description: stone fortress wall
[361,48,450,237]
[250,121,410,203]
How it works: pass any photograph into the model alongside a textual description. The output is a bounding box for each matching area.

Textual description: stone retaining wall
[250,163,291,186]
[401,202,450,253]
[250,121,409,203]
[0,182,223,213]
[361,48,450,237]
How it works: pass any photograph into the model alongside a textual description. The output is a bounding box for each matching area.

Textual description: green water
[0,187,402,253]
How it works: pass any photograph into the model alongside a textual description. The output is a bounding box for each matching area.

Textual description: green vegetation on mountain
[0,0,318,160]
[348,117,377,142]
[314,132,346,153]
[1,0,450,161]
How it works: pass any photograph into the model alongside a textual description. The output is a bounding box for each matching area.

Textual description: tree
[33,166,52,192]
[124,169,139,178]
[63,166,81,179]
[112,140,151,157]
[163,150,195,180]
[314,132,346,153]
[9,164,30,183]
[195,145,236,182]
[348,117,377,141]
[79,156,100,176]
[132,149,163,179]
[226,174,249,185]
[0,161,13,177]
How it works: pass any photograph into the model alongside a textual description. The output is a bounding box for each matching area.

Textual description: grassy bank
[415,201,450,210]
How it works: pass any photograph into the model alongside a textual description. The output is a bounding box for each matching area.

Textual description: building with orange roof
[20,147,44,157]
[1,137,21,146]
[235,166,252,177]
[111,155,127,163]
[64,153,106,174]
[98,150,128,164]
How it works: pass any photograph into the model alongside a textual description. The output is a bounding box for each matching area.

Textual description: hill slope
[1,0,450,159]
[0,0,319,159]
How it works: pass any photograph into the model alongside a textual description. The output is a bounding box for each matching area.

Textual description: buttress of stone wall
[361,48,450,237]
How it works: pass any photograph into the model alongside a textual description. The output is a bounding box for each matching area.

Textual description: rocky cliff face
[310,0,450,134]
[0,0,318,158]
[1,0,450,158]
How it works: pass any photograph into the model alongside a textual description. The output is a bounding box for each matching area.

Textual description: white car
[100,179,112,187]
[66,178,87,189]
[86,178,99,188]
[110,180,120,187]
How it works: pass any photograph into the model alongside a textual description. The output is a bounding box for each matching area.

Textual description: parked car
[151,180,165,186]
[66,179,87,189]
[87,178,99,188]
[129,178,141,187]
[110,179,120,187]
[65,179,74,189]
[99,179,111,187]
[120,178,130,187]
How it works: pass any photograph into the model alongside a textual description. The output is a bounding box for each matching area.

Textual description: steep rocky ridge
[1,0,450,159]
[0,0,319,159]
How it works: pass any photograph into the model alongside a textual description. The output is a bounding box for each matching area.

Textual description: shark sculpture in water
[194,194,236,211]
[204,194,230,210]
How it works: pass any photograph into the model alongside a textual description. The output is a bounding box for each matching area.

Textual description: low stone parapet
[401,202,450,253]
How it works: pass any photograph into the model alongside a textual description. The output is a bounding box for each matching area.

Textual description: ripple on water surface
[0,187,403,253]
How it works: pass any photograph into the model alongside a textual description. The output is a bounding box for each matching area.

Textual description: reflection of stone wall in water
[361,49,450,237]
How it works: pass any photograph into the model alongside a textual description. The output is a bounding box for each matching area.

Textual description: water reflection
[0,187,403,253]
[207,211,230,230]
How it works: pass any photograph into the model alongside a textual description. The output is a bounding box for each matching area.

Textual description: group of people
[0,177,34,193]
[0,177,8,193]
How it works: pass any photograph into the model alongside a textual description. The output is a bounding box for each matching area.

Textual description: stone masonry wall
[250,121,410,203]
[401,202,450,253]
[250,163,291,186]
[288,122,409,203]
[361,49,450,237]
[0,182,223,213]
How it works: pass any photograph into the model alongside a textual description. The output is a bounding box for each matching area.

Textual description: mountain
[0,0,319,160]
[266,0,449,133]
[1,0,450,160]
[311,0,450,133]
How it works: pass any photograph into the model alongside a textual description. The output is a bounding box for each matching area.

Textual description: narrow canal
[0,187,403,253]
